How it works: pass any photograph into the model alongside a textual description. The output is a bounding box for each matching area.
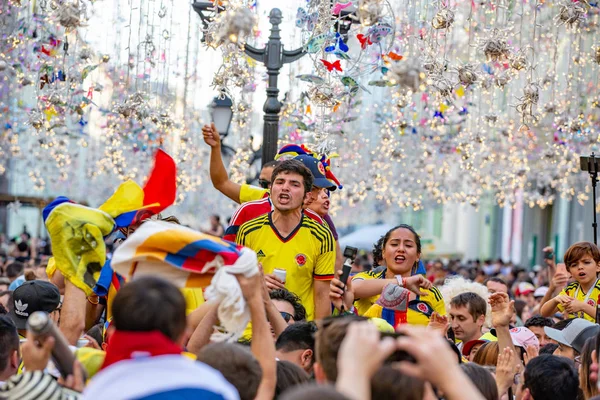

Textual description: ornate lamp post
[193,4,306,165]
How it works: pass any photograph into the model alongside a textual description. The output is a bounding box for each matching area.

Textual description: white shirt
[83,354,239,400]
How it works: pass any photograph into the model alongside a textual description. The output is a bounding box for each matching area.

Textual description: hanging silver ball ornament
[510,54,528,71]
[0,60,7,72]
[80,48,92,60]
[432,8,455,30]
[57,2,83,30]
[357,0,384,26]
[557,2,586,28]
[29,113,44,130]
[47,93,62,105]
[484,114,498,124]
[544,102,557,113]
[523,83,540,105]
[456,64,478,87]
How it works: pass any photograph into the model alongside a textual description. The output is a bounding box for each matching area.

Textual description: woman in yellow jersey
[352,225,446,327]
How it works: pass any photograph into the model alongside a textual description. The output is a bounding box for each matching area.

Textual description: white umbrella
[338,224,396,251]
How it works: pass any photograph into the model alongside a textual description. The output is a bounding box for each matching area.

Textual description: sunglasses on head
[258,179,270,189]
[280,311,294,323]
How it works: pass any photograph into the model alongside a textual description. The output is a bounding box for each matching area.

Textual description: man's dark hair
[281,384,351,400]
[271,159,314,195]
[197,343,262,400]
[275,360,310,398]
[483,276,508,290]
[111,276,186,342]
[17,242,28,253]
[263,160,281,170]
[86,324,104,346]
[460,363,498,400]
[276,322,317,366]
[539,343,558,355]
[316,315,367,382]
[523,354,578,400]
[449,292,487,321]
[270,289,307,322]
[5,262,24,279]
[525,315,554,329]
[0,316,19,373]
[370,366,424,400]
[212,214,221,223]
[552,317,576,331]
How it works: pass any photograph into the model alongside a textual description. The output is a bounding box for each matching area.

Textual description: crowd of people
[0,124,598,399]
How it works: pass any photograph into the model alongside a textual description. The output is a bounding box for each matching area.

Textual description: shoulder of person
[84,355,238,400]
[426,285,444,302]
[565,281,579,293]
[304,208,325,224]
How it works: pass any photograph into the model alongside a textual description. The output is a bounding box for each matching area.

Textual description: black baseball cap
[8,280,60,330]
[294,155,337,191]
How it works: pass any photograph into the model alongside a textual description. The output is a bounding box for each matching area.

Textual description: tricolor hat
[515,282,535,296]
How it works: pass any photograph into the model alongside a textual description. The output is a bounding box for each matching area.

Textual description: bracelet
[395,276,405,287]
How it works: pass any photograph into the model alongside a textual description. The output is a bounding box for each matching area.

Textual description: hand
[337,321,396,379]
[201,123,221,149]
[83,334,101,350]
[264,274,285,290]
[403,275,433,296]
[235,273,263,303]
[489,292,514,327]
[427,312,449,335]
[554,294,574,306]
[57,360,85,392]
[523,344,539,365]
[330,271,355,311]
[21,331,55,372]
[564,298,585,314]
[543,247,555,268]
[551,267,569,290]
[394,325,464,389]
[495,347,519,395]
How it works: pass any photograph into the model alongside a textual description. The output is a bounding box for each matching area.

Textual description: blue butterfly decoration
[325,33,349,56]
[458,107,469,116]
[481,64,493,75]
[50,70,66,83]
[78,118,88,127]
[433,111,444,119]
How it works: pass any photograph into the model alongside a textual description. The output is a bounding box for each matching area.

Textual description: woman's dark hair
[372,225,421,267]
[580,335,599,399]
[275,360,310,399]
[460,363,499,400]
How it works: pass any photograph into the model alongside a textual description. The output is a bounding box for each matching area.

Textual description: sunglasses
[280,311,294,323]
[258,179,270,189]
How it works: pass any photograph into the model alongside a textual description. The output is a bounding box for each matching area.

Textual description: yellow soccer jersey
[557,280,600,322]
[236,212,335,320]
[352,268,445,326]
[240,184,269,204]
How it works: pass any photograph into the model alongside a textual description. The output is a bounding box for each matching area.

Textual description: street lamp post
[192,4,306,166]
[192,2,357,165]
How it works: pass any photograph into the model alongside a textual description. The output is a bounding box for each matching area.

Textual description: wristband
[395,276,405,287]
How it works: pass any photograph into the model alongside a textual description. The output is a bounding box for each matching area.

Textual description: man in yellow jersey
[237,160,335,321]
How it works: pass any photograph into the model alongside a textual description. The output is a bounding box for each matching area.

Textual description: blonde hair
[440,276,492,328]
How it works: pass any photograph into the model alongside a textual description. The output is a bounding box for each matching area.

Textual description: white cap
[533,286,548,298]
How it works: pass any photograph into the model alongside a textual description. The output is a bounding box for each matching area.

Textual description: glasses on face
[258,179,270,189]
[280,311,294,323]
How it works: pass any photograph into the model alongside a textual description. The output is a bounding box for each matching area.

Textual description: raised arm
[202,123,242,204]
[237,273,276,400]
